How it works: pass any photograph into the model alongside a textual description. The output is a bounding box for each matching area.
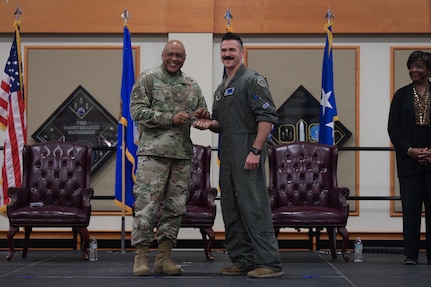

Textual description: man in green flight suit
[194,32,284,278]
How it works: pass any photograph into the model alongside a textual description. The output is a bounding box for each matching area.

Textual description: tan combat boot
[154,239,181,275]
[133,245,150,276]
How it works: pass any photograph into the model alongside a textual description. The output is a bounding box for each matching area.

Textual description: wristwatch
[250,147,261,155]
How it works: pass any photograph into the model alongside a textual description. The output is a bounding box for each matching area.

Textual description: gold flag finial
[224,8,233,32]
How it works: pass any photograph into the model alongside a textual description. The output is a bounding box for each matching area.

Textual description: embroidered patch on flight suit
[257,76,267,88]
[224,87,235,96]
[215,91,223,101]
[253,94,270,110]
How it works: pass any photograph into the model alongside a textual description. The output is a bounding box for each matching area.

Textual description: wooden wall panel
[167,0,214,32]
[213,0,431,34]
[0,0,168,33]
[0,0,430,34]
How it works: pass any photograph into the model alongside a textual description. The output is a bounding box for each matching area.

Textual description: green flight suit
[213,64,282,271]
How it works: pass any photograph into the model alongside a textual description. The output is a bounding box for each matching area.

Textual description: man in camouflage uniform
[194,33,284,278]
[130,40,209,276]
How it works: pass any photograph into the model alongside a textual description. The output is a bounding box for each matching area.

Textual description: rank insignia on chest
[224,87,235,96]
[215,91,223,101]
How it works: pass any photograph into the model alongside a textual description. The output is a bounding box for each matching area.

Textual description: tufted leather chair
[6,141,94,261]
[267,142,350,261]
[180,144,217,261]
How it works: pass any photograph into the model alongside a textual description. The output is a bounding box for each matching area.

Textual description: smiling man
[194,32,284,278]
[129,39,209,276]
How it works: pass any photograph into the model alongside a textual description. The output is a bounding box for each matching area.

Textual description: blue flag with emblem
[115,25,137,212]
[319,19,338,146]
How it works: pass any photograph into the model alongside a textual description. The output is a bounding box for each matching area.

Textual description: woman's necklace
[413,83,431,126]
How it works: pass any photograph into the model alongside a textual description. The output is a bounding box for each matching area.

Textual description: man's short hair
[221,32,243,49]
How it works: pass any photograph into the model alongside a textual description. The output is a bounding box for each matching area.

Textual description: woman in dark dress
[388,50,431,265]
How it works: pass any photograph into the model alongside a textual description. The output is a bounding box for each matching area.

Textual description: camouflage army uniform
[130,64,207,247]
[213,64,283,272]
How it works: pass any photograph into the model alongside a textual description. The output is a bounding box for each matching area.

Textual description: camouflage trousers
[131,155,191,247]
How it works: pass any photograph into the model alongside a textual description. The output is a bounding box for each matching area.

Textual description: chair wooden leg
[274,227,280,238]
[6,226,19,261]
[327,227,337,259]
[22,227,32,259]
[337,227,350,262]
[72,227,78,250]
[199,227,215,261]
[78,227,90,260]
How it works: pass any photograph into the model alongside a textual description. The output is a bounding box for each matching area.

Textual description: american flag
[0,20,27,211]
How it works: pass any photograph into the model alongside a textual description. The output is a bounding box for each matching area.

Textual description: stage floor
[0,248,430,287]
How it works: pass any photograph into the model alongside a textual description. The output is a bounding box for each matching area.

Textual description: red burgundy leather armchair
[6,141,94,261]
[267,142,350,261]
[179,144,217,261]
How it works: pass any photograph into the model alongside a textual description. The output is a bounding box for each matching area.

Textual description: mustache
[223,56,234,60]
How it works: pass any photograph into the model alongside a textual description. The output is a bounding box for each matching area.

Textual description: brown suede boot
[154,239,181,275]
[133,245,150,276]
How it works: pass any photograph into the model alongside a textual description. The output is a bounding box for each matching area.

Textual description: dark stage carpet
[0,248,430,287]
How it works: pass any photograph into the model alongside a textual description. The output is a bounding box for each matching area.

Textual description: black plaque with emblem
[32,85,118,173]
[270,85,351,147]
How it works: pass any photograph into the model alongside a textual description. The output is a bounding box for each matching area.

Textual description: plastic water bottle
[89,236,98,261]
[354,237,363,263]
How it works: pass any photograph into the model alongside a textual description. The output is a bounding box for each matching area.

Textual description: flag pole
[121,119,126,253]
[120,8,130,254]
[215,9,234,192]
[116,8,136,254]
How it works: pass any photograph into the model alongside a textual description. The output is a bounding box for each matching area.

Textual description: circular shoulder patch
[257,76,267,88]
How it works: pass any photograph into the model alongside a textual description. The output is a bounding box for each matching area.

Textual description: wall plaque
[270,85,352,147]
[32,85,118,173]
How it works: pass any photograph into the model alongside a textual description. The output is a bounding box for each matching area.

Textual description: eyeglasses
[164,52,185,59]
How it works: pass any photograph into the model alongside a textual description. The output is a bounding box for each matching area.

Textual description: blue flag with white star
[319,21,338,145]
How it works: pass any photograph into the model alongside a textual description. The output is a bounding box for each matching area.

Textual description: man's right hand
[173,111,190,125]
[193,118,212,130]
